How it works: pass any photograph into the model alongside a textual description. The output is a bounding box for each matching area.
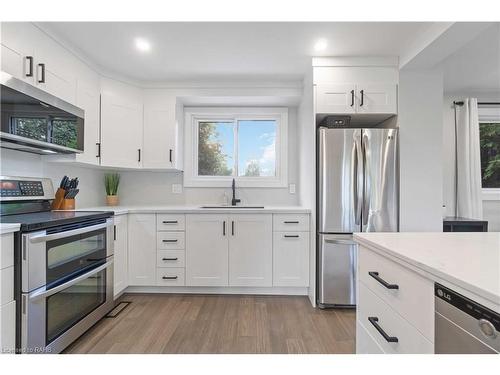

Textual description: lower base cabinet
[128,214,156,286]
[273,232,310,287]
[113,214,128,298]
[0,300,15,353]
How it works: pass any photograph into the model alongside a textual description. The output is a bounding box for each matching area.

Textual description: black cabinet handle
[113,225,116,241]
[26,56,33,77]
[368,272,399,290]
[284,221,299,224]
[350,89,355,107]
[37,63,45,83]
[162,276,178,280]
[169,149,173,163]
[360,89,364,106]
[96,142,101,158]
[231,221,234,236]
[368,317,398,343]
[284,235,299,238]
[223,220,226,236]
[162,220,178,224]
[138,149,141,162]
[162,239,178,243]
[162,258,178,261]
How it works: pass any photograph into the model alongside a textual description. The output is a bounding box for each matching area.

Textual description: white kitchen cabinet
[143,92,181,169]
[100,78,143,169]
[273,232,309,287]
[128,214,156,286]
[315,84,356,114]
[0,300,15,354]
[113,215,129,298]
[228,214,272,287]
[185,214,228,286]
[356,83,397,114]
[0,22,37,84]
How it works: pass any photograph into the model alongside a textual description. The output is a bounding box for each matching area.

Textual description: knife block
[51,188,66,210]
[60,199,75,210]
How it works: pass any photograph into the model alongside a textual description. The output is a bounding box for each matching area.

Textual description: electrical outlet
[289,183,296,194]
[172,184,183,194]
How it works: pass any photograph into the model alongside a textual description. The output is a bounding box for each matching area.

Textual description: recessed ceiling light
[314,38,328,52]
[134,37,151,52]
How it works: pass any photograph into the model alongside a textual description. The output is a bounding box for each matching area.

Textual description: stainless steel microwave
[1,71,84,154]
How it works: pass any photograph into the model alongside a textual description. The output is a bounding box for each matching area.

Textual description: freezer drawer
[318,234,357,307]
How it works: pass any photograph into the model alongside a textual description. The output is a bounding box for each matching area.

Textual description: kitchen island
[354,232,500,354]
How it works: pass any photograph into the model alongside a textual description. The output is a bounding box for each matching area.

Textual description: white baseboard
[124,286,310,296]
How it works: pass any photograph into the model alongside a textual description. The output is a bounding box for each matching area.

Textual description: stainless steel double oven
[19,217,114,353]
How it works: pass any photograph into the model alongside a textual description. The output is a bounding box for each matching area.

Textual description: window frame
[478,106,500,201]
[184,107,288,188]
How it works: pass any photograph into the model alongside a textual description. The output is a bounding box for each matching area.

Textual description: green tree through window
[479,122,500,188]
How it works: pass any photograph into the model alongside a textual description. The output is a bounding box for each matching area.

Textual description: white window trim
[479,106,500,200]
[184,107,288,188]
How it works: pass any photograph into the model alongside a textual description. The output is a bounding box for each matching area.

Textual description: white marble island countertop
[354,232,500,310]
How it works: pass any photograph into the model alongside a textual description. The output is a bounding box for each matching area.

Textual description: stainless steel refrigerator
[317,124,399,308]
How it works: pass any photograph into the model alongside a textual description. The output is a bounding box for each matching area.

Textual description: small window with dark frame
[479,122,500,188]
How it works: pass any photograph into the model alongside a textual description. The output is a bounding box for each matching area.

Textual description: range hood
[1,72,84,155]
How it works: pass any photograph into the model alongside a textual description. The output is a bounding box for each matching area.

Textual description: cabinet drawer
[0,300,16,353]
[157,250,186,268]
[356,319,385,354]
[0,267,14,305]
[157,214,185,231]
[157,232,185,250]
[358,246,434,341]
[0,234,14,270]
[156,268,185,286]
[358,282,433,354]
[273,214,310,232]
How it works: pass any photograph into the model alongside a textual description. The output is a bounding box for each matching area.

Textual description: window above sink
[184,107,288,188]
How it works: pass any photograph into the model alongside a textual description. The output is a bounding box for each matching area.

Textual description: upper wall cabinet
[143,91,182,170]
[100,78,144,169]
[1,23,37,85]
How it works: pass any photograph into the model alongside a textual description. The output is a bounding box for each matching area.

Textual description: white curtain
[455,98,483,219]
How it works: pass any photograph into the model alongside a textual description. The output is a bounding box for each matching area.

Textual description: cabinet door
[186,214,228,286]
[0,300,16,353]
[356,84,397,114]
[100,79,143,168]
[143,103,177,169]
[0,22,36,84]
[113,215,129,297]
[228,214,272,287]
[75,74,100,165]
[128,214,155,286]
[315,84,356,114]
[273,232,309,287]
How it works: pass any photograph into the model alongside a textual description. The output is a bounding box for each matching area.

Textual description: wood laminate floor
[64,294,356,354]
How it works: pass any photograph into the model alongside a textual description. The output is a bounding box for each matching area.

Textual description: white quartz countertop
[76,205,311,215]
[0,223,21,234]
[354,232,500,309]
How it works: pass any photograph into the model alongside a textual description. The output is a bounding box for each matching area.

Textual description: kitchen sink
[200,205,265,209]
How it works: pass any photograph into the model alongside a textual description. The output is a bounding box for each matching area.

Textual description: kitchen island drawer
[356,319,385,354]
[273,214,310,232]
[157,250,185,268]
[157,214,185,231]
[357,281,433,354]
[156,268,185,286]
[358,245,434,341]
[157,232,185,249]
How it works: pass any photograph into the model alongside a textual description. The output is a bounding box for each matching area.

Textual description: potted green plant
[104,173,120,206]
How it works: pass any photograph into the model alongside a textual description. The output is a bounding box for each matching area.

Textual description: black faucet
[231,178,241,206]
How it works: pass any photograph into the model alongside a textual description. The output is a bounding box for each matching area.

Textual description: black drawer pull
[284,235,299,238]
[368,271,399,290]
[162,257,178,261]
[162,221,178,224]
[284,221,299,224]
[162,239,178,243]
[162,276,178,280]
[368,317,398,343]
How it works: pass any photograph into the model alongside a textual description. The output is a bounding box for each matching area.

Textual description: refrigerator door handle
[362,133,370,226]
[354,133,363,226]
[324,238,356,245]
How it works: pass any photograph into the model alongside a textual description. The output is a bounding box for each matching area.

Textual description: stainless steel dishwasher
[435,283,500,354]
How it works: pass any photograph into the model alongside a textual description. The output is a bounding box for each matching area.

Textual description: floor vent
[106,301,131,318]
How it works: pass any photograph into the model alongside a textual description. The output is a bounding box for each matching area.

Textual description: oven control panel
[0,179,44,197]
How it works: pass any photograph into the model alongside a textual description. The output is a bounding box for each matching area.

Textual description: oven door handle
[28,259,113,301]
[29,221,111,243]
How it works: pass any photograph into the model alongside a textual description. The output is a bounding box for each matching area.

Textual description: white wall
[398,68,444,231]
[443,91,500,231]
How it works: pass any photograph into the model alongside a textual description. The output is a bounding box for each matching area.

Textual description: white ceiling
[442,24,500,93]
[39,22,431,83]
